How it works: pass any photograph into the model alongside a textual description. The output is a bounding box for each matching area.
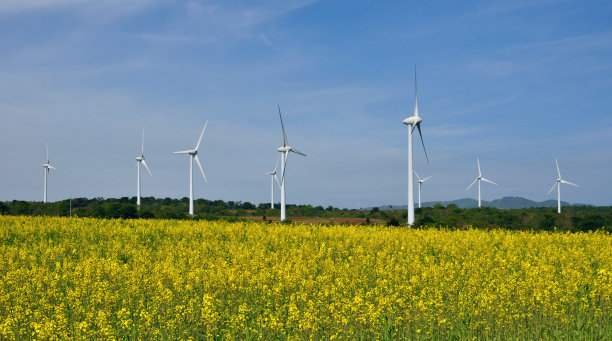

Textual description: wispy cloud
[0,0,160,23]
[135,0,318,45]
[467,61,528,78]
[426,125,487,138]
[471,0,571,18]
[507,32,612,54]
[447,93,523,117]
[1,1,611,207]
[0,0,85,12]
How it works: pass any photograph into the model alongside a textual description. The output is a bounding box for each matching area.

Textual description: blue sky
[1,0,611,208]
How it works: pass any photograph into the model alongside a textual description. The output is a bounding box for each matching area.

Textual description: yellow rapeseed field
[0,215,610,340]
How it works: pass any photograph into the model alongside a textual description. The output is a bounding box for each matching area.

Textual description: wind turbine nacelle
[403,116,422,126]
[278,146,291,152]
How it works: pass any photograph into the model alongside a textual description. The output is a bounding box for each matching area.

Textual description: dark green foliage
[572,214,606,232]
[3,198,612,231]
[11,201,32,215]
[386,216,400,227]
[414,214,437,228]
[138,210,155,219]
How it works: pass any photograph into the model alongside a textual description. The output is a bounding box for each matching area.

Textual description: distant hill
[373,196,582,210]
[488,197,561,209]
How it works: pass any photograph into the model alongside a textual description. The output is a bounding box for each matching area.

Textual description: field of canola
[0,215,611,340]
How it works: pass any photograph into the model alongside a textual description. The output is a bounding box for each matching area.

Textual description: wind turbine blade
[278,106,288,147]
[291,148,307,157]
[422,175,433,182]
[547,182,558,196]
[416,122,428,163]
[481,178,498,186]
[46,144,49,162]
[194,155,208,184]
[195,121,208,151]
[561,180,579,187]
[281,152,288,185]
[173,150,191,154]
[413,170,421,180]
[141,129,145,155]
[274,174,281,187]
[274,153,280,172]
[414,65,417,98]
[466,178,478,190]
[477,158,481,177]
[413,65,419,117]
[142,160,152,176]
[555,158,562,178]
[49,165,56,170]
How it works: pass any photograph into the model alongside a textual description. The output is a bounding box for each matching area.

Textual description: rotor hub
[403,116,422,126]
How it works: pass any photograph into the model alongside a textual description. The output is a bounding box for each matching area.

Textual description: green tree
[386,216,400,227]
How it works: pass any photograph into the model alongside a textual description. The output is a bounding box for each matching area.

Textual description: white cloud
[0,0,158,19]
[0,0,84,12]
[467,61,527,78]
[507,32,612,55]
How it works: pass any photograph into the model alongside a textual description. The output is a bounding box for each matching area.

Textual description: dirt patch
[242,216,386,225]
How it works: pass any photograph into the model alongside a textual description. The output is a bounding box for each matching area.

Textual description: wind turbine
[42,145,56,203]
[277,106,306,222]
[174,121,208,216]
[414,170,432,208]
[402,67,429,225]
[135,129,152,209]
[265,154,281,209]
[547,158,579,213]
[466,158,498,207]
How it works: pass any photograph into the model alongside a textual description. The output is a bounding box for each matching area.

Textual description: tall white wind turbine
[174,121,208,216]
[135,129,152,209]
[414,170,432,208]
[547,158,579,214]
[277,106,306,222]
[466,158,498,208]
[402,67,429,225]
[265,154,281,209]
[42,145,56,203]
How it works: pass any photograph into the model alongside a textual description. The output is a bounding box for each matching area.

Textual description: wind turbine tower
[466,158,498,207]
[135,129,152,209]
[414,170,432,208]
[547,158,579,213]
[174,122,209,216]
[42,145,56,203]
[402,67,429,225]
[265,154,281,209]
[277,106,306,222]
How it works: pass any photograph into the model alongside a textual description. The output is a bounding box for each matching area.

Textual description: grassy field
[0,216,610,340]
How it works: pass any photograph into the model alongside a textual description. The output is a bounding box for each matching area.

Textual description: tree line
[407,204,612,232]
[0,197,340,221]
[1,198,611,232]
